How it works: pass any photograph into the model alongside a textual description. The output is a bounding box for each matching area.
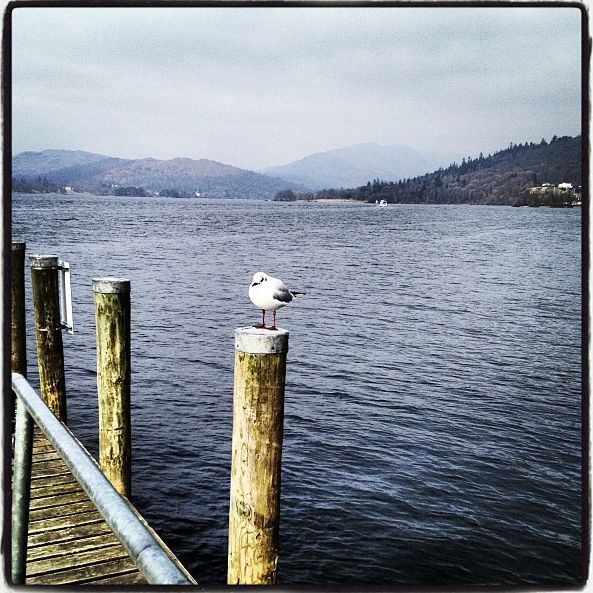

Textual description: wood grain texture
[228,350,286,585]
[94,288,132,496]
[26,557,143,585]
[30,262,67,422]
[30,490,89,510]
[23,431,147,585]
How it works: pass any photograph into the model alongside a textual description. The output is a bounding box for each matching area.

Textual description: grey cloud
[11,5,582,169]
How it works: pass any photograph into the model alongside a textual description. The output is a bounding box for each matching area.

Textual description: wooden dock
[25,427,147,585]
[11,247,292,585]
[10,252,196,586]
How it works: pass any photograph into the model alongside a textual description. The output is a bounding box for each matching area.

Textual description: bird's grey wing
[273,286,293,303]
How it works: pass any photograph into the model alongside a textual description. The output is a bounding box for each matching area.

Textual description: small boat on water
[379,199,388,207]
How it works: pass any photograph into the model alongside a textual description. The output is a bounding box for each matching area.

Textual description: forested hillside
[308,136,582,205]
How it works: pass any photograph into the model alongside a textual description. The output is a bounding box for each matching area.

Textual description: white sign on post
[58,260,74,334]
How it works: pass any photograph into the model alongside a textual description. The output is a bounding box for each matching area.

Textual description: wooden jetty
[11,244,290,586]
[12,373,196,586]
[10,247,196,586]
[26,428,147,585]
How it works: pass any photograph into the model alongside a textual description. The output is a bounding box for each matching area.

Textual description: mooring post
[30,255,67,422]
[227,326,289,585]
[93,277,131,498]
[12,243,27,378]
[11,242,27,423]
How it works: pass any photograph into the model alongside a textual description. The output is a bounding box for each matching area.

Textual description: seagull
[249,272,305,330]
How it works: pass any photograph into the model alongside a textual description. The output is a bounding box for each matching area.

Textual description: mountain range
[12,150,304,198]
[12,142,445,198]
[261,143,445,189]
[11,136,579,204]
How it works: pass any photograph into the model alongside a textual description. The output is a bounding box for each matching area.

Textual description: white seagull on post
[249,272,305,330]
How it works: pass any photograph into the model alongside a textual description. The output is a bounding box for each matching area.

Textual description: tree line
[274,136,581,206]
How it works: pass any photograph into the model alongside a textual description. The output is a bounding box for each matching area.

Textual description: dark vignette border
[1,1,589,591]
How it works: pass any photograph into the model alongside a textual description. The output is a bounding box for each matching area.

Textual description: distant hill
[261,142,444,189]
[12,150,302,198]
[308,136,582,206]
[13,137,581,204]
[13,149,112,175]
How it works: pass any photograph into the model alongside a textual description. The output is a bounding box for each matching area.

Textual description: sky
[11,5,583,171]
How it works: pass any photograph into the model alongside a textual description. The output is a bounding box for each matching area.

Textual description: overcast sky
[11,5,582,170]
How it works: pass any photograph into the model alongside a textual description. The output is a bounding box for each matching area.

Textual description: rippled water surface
[12,194,583,585]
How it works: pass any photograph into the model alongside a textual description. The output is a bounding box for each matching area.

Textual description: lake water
[12,193,583,585]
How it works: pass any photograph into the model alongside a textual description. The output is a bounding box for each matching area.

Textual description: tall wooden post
[228,327,289,585]
[12,242,27,378]
[30,255,67,422]
[93,277,131,498]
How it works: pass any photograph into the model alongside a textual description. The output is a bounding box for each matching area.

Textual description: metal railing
[11,372,196,585]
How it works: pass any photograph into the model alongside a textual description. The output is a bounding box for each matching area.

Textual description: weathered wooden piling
[93,278,131,497]
[12,242,27,377]
[228,327,289,585]
[30,255,67,422]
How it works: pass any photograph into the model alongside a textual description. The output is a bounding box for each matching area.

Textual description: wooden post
[93,277,131,497]
[12,242,27,377]
[30,255,67,422]
[228,327,289,585]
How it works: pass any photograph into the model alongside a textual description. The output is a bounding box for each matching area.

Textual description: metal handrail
[11,372,196,585]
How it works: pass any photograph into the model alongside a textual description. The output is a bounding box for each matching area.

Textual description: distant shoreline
[11,192,581,209]
[306,198,366,204]
[12,191,368,204]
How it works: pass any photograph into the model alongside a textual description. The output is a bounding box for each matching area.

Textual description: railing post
[11,395,34,584]
[93,278,131,498]
[227,327,289,585]
[12,242,27,378]
[29,255,67,422]
[11,243,32,584]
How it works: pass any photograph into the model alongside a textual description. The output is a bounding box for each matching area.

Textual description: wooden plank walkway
[25,427,147,585]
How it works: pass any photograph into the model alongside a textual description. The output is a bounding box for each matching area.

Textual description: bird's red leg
[254,309,266,329]
[270,310,278,331]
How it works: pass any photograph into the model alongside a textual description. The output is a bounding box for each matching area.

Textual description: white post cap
[29,255,59,269]
[92,278,130,294]
[235,326,289,354]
